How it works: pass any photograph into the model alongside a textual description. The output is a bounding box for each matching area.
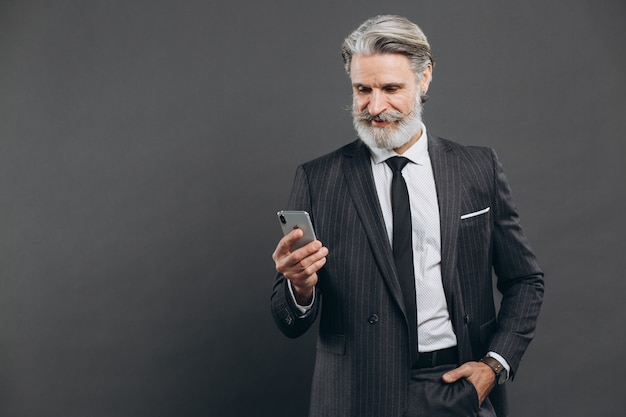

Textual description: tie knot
[385,156,410,173]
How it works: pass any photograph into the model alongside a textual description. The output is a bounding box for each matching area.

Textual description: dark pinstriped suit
[271,135,544,417]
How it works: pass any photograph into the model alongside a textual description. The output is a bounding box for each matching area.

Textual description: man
[271,15,543,417]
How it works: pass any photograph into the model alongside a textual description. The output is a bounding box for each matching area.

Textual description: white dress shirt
[368,123,457,352]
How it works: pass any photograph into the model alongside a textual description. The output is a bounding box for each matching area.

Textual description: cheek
[391,96,415,114]
[353,96,368,111]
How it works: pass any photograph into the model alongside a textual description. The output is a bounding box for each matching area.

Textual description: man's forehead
[349,53,414,83]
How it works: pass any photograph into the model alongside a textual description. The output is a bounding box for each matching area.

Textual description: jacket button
[368,314,379,324]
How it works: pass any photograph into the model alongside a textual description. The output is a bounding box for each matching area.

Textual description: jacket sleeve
[270,164,321,338]
[487,148,544,377]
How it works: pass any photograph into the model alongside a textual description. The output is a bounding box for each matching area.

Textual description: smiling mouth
[353,107,405,126]
[371,118,393,127]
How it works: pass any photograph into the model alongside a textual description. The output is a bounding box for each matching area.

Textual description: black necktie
[385,156,418,364]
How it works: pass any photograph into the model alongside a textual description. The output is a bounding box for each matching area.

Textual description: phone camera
[279,214,286,224]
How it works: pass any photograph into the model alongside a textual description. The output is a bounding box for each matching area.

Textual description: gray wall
[1,1,625,416]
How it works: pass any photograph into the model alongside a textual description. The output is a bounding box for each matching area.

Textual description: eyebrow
[352,82,406,89]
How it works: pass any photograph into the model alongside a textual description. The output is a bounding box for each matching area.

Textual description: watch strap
[480,356,507,384]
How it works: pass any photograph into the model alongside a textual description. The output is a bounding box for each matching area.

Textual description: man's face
[350,53,430,153]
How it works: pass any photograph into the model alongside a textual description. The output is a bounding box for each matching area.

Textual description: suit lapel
[428,135,472,356]
[341,141,406,312]
[428,136,460,292]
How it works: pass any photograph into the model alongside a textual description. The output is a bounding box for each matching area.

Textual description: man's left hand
[442,361,496,406]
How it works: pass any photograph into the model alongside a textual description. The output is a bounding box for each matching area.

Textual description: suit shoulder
[430,135,493,154]
[430,135,496,165]
[299,139,365,171]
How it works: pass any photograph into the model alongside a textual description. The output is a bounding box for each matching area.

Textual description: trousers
[405,364,497,417]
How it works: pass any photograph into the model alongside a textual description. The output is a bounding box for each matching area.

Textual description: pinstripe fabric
[271,136,544,417]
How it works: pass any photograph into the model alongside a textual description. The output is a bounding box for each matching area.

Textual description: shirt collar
[368,122,429,166]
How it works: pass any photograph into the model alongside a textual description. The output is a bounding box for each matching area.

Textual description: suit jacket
[271,135,544,417]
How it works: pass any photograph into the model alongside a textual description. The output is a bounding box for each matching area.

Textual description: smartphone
[277,210,317,251]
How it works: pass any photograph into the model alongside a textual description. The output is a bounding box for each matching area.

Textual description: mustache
[352,108,407,123]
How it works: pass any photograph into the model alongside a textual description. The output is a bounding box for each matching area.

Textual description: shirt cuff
[288,280,316,317]
[487,351,511,381]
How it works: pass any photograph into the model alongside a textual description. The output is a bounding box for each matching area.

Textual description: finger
[442,363,471,383]
[272,228,304,260]
[292,253,328,280]
[280,244,328,277]
[289,239,324,262]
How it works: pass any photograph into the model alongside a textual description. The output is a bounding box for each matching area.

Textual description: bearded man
[271,15,544,417]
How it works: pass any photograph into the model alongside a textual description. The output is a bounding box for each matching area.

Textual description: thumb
[442,366,465,384]
[278,228,304,253]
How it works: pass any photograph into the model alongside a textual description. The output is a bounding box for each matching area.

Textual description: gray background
[1,1,625,416]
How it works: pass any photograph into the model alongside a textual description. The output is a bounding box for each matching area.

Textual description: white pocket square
[460,207,490,220]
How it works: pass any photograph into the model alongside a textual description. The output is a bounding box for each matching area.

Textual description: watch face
[497,369,508,385]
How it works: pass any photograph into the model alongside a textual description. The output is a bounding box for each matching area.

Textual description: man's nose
[367,91,388,116]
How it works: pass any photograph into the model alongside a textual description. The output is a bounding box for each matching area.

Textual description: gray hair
[341,15,434,78]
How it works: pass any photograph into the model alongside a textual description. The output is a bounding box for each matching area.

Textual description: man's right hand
[272,228,328,305]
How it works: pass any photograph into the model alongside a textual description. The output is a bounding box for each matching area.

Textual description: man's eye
[384,86,399,92]
[356,87,371,94]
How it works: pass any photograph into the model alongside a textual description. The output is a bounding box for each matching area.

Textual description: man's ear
[420,64,433,93]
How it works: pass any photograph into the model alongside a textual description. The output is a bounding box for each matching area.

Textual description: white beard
[352,96,423,151]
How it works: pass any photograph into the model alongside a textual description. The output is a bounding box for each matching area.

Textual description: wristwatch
[480,356,508,385]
